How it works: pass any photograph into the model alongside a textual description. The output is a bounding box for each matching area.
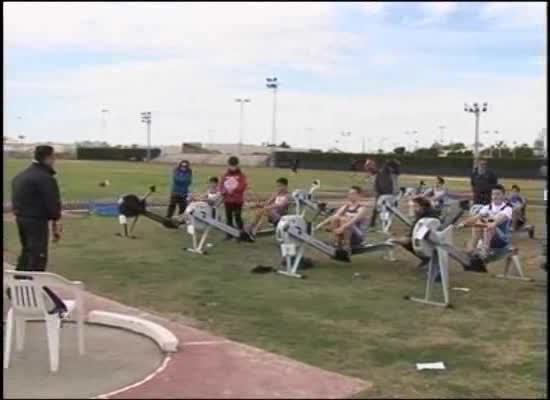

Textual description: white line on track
[183,340,230,346]
[95,355,172,399]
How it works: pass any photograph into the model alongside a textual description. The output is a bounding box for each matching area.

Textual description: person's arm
[39,176,62,241]
[487,207,512,229]
[489,171,498,186]
[39,176,62,221]
[315,204,346,230]
[459,214,482,228]
[338,206,368,231]
[218,175,227,195]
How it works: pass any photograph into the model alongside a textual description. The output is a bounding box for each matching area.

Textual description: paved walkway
[4,323,163,399]
[81,292,372,399]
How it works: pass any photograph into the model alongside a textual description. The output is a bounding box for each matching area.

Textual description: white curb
[87,310,178,353]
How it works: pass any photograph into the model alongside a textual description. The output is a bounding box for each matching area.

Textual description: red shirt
[219,169,248,205]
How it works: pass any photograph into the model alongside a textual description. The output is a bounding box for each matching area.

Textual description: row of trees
[390,141,542,158]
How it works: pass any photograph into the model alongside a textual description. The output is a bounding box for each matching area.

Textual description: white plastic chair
[3,269,86,372]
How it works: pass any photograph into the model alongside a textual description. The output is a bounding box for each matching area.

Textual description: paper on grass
[416,362,446,370]
[452,287,470,292]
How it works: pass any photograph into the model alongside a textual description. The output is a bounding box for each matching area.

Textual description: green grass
[3,159,547,398]
[3,159,545,203]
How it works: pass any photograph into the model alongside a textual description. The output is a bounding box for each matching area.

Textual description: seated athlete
[423,176,448,212]
[460,184,513,258]
[390,196,440,266]
[324,186,369,254]
[247,177,290,235]
[508,184,527,231]
[173,177,222,223]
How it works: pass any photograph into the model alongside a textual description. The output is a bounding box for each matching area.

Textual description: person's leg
[234,204,244,230]
[15,218,30,271]
[166,194,177,218]
[250,208,269,233]
[177,196,188,215]
[25,219,49,272]
[224,203,235,239]
[225,203,235,227]
[467,227,483,252]
[332,217,347,247]
[369,197,379,228]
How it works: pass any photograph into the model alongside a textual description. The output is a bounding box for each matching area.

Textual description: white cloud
[479,2,546,28]
[3,2,546,152]
[415,2,458,25]
[359,2,385,16]
[6,60,546,152]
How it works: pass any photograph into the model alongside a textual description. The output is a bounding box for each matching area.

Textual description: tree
[413,147,440,157]
[393,146,406,155]
[279,141,291,148]
[513,144,535,158]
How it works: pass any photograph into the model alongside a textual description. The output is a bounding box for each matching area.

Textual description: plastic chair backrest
[4,273,48,316]
[4,269,84,316]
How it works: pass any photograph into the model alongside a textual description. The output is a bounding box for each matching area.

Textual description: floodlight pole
[141,111,152,161]
[465,102,488,169]
[266,77,279,146]
[235,98,251,156]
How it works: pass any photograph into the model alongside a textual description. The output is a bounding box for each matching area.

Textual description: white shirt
[479,202,513,221]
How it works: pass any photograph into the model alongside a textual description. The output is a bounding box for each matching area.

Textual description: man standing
[470,159,498,205]
[368,159,400,230]
[11,145,62,272]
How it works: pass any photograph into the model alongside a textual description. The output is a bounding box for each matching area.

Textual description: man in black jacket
[11,145,62,271]
[368,159,400,229]
[470,159,498,205]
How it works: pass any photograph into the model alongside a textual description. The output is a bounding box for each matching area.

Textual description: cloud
[415,2,458,25]
[3,2,546,152]
[479,2,546,29]
[359,2,385,16]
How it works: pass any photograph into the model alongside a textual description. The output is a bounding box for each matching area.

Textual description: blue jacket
[171,168,192,196]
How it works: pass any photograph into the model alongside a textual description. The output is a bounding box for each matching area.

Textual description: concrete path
[3,323,163,399]
[83,292,372,399]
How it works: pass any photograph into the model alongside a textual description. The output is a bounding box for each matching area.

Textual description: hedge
[76,147,161,161]
[271,152,546,179]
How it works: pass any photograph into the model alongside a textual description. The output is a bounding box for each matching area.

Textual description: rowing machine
[275,215,394,278]
[117,185,179,238]
[182,201,254,254]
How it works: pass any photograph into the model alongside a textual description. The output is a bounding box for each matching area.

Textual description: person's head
[276,177,288,191]
[348,186,362,202]
[511,184,521,193]
[491,184,506,204]
[477,159,488,173]
[419,180,425,186]
[436,176,445,186]
[228,156,240,171]
[412,195,432,216]
[178,160,190,171]
[208,176,219,189]
[34,145,55,167]
[385,159,401,175]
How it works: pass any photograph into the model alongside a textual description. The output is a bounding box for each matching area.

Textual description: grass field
[3,159,547,398]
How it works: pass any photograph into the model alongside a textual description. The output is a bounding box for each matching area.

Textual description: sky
[3,1,547,152]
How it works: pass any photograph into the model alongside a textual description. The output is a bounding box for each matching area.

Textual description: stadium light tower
[266,77,279,146]
[464,101,488,168]
[141,111,152,161]
[405,130,418,152]
[235,98,251,155]
[438,125,446,144]
[101,109,109,139]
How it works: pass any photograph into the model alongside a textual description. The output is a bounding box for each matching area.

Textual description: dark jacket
[470,168,498,205]
[374,168,394,195]
[171,168,193,196]
[11,162,62,221]
[219,168,248,205]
